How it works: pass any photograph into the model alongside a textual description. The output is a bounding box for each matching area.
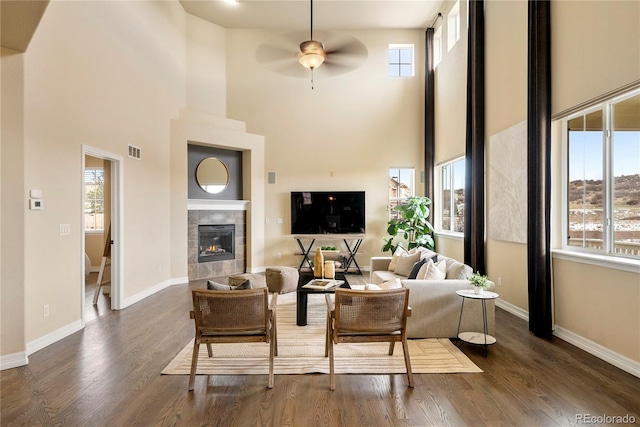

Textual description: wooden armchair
[325,288,413,390]
[188,287,278,390]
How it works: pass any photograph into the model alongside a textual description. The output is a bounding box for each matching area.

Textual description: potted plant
[469,272,489,294]
[382,196,435,253]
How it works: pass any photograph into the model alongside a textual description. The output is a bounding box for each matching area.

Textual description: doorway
[82,146,123,325]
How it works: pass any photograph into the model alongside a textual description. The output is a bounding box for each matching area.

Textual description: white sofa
[370,256,495,339]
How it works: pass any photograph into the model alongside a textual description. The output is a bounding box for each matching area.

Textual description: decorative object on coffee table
[324,261,335,279]
[314,248,324,278]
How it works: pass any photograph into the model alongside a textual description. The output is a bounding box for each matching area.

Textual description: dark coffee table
[296,272,351,326]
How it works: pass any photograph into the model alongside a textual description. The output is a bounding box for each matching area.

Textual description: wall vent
[128,144,141,160]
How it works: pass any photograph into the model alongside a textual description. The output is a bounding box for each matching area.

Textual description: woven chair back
[334,288,409,334]
[192,288,268,335]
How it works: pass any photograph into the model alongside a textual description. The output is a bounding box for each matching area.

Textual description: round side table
[455,289,499,356]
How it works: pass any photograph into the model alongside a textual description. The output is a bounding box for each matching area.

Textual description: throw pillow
[388,247,408,271]
[421,259,447,280]
[207,280,231,291]
[393,251,421,277]
[206,279,252,291]
[380,278,403,290]
[407,258,427,279]
[444,259,473,280]
[409,247,438,261]
[416,262,430,280]
[364,279,402,291]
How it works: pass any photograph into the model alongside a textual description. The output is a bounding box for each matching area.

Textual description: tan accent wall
[553,259,639,361]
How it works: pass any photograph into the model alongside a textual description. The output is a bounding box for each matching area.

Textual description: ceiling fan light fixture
[298,40,326,69]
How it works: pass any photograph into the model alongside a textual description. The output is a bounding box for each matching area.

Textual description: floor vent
[128,145,141,160]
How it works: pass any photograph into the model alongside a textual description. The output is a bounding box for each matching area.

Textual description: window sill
[85,230,104,235]
[552,249,640,274]
[434,231,463,241]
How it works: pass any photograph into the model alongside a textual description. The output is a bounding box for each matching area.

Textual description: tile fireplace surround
[188,208,246,281]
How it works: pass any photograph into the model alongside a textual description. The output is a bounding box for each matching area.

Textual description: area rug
[162,293,482,375]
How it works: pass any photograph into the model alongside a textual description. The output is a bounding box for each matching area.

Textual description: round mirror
[196,157,230,194]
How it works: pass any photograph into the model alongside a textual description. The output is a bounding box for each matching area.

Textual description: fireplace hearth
[198,224,235,263]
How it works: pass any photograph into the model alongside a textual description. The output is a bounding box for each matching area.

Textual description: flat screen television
[291,191,365,235]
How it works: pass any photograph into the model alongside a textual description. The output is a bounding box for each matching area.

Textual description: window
[447,0,461,52]
[433,27,443,67]
[85,168,104,232]
[437,157,465,233]
[564,89,640,259]
[389,168,415,220]
[388,44,414,77]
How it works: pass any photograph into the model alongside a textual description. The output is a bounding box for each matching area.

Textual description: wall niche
[188,144,243,200]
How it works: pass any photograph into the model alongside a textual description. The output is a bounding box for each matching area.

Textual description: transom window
[389,168,415,220]
[563,89,640,259]
[437,157,465,233]
[388,44,414,77]
[433,26,443,67]
[447,0,461,52]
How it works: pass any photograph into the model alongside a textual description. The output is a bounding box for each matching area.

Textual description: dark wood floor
[2,274,639,426]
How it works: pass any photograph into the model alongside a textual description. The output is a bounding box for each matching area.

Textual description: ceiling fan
[255,0,368,87]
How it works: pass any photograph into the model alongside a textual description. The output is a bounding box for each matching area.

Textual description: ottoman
[265,267,299,294]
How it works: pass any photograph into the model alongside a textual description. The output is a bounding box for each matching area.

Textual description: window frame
[388,167,415,220]
[435,156,465,234]
[561,88,640,261]
[388,44,415,77]
[433,26,443,68]
[84,167,105,233]
[447,0,461,52]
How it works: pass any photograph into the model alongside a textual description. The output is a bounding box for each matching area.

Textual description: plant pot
[474,287,484,295]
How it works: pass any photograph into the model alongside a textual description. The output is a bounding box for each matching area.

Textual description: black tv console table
[294,234,364,275]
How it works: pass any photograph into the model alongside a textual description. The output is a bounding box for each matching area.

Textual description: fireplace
[198,224,235,263]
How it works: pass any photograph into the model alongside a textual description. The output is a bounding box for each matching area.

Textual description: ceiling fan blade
[255,31,310,78]
[324,35,368,59]
[322,35,368,76]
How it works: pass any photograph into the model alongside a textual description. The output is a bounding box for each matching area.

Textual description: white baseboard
[26,319,83,356]
[0,351,29,371]
[171,276,189,286]
[496,299,639,378]
[553,326,640,378]
[496,299,529,321]
[122,279,174,309]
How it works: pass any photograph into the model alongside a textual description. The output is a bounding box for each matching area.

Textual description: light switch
[60,224,71,235]
[277,218,283,224]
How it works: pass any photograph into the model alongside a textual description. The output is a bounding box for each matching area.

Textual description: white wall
[22,1,187,345]
[186,14,227,117]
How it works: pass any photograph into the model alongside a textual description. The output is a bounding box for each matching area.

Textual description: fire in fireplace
[198,224,235,263]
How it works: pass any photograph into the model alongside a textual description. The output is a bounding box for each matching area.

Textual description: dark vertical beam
[425,28,435,215]
[527,0,553,336]
[464,0,486,274]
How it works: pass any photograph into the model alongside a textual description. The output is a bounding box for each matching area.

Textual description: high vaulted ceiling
[179,0,445,31]
[0,1,446,53]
